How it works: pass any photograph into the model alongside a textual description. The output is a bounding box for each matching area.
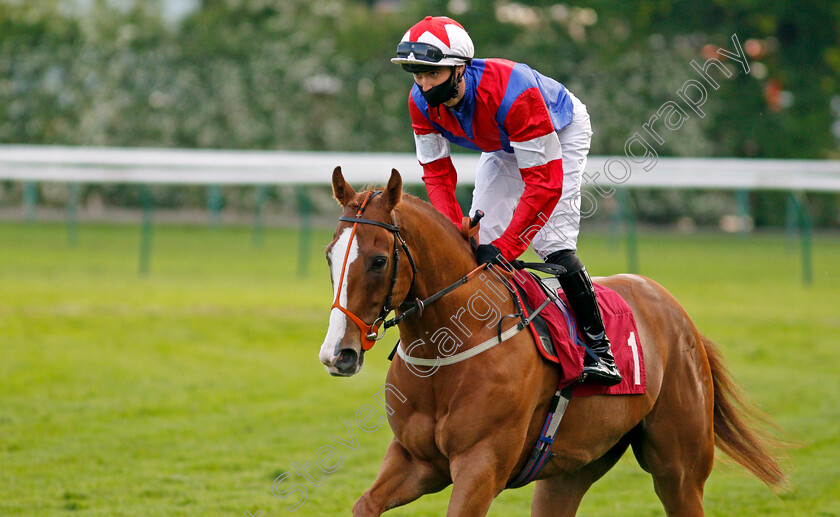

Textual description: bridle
[332,190,417,351]
[331,191,506,353]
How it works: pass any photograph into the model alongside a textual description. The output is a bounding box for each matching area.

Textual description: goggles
[396,41,469,63]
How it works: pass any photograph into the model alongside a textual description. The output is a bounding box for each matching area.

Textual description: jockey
[392,16,622,386]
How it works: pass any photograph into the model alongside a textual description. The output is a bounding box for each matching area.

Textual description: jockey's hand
[475,243,504,266]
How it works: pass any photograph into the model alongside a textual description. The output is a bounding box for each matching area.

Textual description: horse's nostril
[336,349,358,370]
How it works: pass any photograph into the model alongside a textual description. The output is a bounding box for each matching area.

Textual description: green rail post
[252,185,269,248]
[785,193,798,247]
[801,200,813,287]
[735,189,750,236]
[23,182,37,223]
[617,188,639,274]
[207,185,223,227]
[790,192,813,286]
[295,185,313,277]
[67,183,80,247]
[139,185,154,276]
[607,194,622,251]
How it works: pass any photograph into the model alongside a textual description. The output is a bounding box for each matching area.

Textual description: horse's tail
[702,335,788,490]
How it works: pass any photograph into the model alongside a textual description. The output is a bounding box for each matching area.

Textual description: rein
[383,263,488,330]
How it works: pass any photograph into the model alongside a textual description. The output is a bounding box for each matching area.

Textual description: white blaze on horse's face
[320,227,359,371]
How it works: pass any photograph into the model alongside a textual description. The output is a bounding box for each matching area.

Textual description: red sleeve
[409,92,463,226]
[422,157,463,226]
[491,88,563,260]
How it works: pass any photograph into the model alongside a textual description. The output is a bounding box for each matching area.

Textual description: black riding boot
[557,267,623,386]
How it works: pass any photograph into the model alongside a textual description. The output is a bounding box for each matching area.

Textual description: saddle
[458,212,645,396]
[510,271,646,396]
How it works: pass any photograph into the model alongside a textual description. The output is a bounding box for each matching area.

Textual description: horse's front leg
[446,442,515,517]
[353,438,447,516]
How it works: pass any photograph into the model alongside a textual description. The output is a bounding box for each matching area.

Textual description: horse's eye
[370,256,388,271]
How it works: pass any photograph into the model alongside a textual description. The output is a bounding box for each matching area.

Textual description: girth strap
[507,384,575,488]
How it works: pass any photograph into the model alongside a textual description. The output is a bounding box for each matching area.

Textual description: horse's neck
[397,200,474,292]
[396,201,517,355]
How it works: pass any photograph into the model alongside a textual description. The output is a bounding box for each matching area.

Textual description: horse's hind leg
[633,429,713,516]
[530,436,631,517]
[631,378,715,516]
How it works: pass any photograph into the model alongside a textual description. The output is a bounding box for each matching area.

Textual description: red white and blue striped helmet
[391,16,474,69]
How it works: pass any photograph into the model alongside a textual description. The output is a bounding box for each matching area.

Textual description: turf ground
[1,221,839,516]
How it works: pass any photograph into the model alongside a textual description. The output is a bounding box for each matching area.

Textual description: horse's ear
[332,166,356,206]
[385,168,402,211]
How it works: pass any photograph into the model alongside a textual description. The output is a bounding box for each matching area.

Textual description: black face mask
[421,67,461,108]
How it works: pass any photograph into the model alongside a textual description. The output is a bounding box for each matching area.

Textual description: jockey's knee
[545,249,583,274]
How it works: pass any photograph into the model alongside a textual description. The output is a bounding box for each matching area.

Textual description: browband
[339,216,399,232]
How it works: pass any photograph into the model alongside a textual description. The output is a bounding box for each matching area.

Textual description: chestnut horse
[319,168,784,517]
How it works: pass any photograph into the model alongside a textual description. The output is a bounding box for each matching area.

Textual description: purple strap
[506,384,574,489]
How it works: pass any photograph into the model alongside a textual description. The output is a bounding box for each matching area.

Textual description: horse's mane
[356,187,474,258]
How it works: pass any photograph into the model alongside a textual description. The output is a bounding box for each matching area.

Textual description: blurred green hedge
[1,0,838,227]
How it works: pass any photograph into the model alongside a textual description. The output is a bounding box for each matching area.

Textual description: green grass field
[2,221,839,516]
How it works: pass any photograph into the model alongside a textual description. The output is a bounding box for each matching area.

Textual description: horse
[319,167,785,517]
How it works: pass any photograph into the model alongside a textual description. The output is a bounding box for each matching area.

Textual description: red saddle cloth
[510,272,646,396]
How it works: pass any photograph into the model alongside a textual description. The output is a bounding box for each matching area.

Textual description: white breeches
[469,92,593,259]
